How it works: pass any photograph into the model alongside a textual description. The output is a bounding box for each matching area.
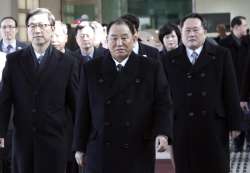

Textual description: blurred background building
[0,0,250,42]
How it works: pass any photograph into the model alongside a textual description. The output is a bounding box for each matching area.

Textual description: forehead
[108,24,132,36]
[28,13,50,24]
[240,19,247,25]
[183,18,203,28]
[77,26,94,35]
[1,19,15,26]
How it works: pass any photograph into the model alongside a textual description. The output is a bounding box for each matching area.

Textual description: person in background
[121,14,159,59]
[51,20,79,173]
[0,16,27,173]
[214,23,227,45]
[0,16,27,54]
[221,16,250,152]
[158,23,181,55]
[161,13,242,173]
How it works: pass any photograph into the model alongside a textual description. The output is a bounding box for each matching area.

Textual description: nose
[116,38,123,45]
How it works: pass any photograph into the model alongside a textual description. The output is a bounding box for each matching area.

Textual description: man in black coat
[220,16,250,152]
[73,18,173,173]
[0,8,78,173]
[121,14,159,59]
[161,13,242,173]
[0,16,27,173]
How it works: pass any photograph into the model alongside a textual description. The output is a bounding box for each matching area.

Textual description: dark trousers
[234,130,250,148]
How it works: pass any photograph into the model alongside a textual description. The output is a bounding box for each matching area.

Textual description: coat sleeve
[152,61,173,142]
[222,49,242,130]
[72,64,91,153]
[66,58,79,123]
[0,57,13,138]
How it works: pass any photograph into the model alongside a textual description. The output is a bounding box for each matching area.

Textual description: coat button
[125,121,131,127]
[32,109,37,113]
[98,78,104,83]
[200,73,206,78]
[186,73,192,79]
[171,59,176,63]
[201,91,207,96]
[201,110,207,116]
[125,99,132,104]
[32,127,37,132]
[106,100,111,105]
[188,112,194,117]
[186,92,193,97]
[105,141,111,147]
[33,91,39,95]
[122,143,129,149]
[104,121,111,127]
[212,56,216,60]
[135,78,141,84]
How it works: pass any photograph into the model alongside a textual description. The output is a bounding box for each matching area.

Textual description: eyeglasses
[27,23,52,30]
[1,25,16,30]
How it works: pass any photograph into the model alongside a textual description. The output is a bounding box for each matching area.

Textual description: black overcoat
[161,42,242,173]
[73,51,173,173]
[0,45,78,173]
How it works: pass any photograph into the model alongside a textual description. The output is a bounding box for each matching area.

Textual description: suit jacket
[0,45,78,173]
[220,34,250,100]
[0,39,27,52]
[73,51,173,173]
[161,41,242,173]
[138,42,159,59]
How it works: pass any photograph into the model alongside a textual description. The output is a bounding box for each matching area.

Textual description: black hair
[180,13,207,30]
[231,16,246,28]
[0,16,18,27]
[107,18,135,35]
[120,14,139,32]
[159,23,181,45]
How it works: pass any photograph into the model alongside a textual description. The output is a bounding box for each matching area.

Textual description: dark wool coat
[73,51,173,173]
[0,45,78,173]
[161,41,242,173]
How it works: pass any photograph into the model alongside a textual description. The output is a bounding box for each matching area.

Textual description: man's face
[51,24,68,52]
[107,23,135,61]
[27,13,54,47]
[181,18,206,50]
[237,19,248,37]
[0,19,17,42]
[76,26,95,51]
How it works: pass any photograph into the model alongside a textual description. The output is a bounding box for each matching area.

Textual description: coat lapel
[37,47,61,88]
[19,46,38,86]
[193,41,216,71]
[101,52,139,99]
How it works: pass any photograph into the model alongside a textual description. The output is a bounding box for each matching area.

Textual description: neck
[233,30,242,39]
[81,46,94,56]
[3,39,15,45]
[32,42,50,54]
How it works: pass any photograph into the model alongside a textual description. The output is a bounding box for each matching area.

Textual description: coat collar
[168,41,217,71]
[19,45,61,88]
[100,51,139,99]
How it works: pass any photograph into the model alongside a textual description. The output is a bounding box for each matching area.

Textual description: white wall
[40,0,61,20]
[196,0,250,25]
[0,0,12,18]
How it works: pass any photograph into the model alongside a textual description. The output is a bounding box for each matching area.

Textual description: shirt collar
[34,51,45,59]
[133,41,139,54]
[2,40,16,50]
[186,46,203,59]
[112,57,129,67]
[80,47,94,58]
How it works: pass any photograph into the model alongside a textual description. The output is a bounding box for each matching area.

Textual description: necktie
[6,45,13,54]
[116,64,123,72]
[190,51,198,65]
[37,55,43,64]
[83,55,91,62]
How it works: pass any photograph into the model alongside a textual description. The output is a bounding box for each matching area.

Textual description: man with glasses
[161,13,242,173]
[0,16,27,54]
[0,8,78,173]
